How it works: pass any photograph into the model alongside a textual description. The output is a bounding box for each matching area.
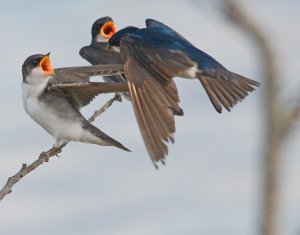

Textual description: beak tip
[40,53,54,75]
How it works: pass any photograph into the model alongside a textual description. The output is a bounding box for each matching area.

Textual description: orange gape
[40,54,54,75]
[100,21,117,38]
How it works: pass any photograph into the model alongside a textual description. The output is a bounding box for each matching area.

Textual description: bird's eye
[32,60,38,65]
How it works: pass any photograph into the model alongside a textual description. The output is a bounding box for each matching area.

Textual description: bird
[108,18,260,165]
[22,53,130,159]
[79,16,129,99]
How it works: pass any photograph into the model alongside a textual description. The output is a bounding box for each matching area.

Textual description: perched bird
[79,17,128,89]
[108,19,260,165]
[22,53,130,158]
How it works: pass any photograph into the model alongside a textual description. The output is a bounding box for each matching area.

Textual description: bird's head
[22,53,55,84]
[107,26,139,52]
[91,16,117,43]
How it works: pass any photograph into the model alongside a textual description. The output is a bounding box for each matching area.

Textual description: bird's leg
[54,145,62,158]
[53,142,67,158]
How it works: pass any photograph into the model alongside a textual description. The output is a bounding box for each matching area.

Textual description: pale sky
[0,0,299,235]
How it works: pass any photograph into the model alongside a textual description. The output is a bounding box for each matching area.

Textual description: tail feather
[210,83,233,111]
[82,121,130,152]
[197,71,260,113]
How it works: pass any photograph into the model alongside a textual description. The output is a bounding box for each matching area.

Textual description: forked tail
[197,71,260,113]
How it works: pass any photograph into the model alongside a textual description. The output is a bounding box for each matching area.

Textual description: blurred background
[0,0,299,234]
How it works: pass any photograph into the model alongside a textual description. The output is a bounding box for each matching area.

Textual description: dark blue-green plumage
[122,26,226,71]
[108,19,260,165]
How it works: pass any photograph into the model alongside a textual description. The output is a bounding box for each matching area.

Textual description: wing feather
[54,64,124,83]
[120,35,195,163]
[79,44,122,65]
[80,44,129,99]
[48,82,128,109]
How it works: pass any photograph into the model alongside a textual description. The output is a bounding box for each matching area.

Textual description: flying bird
[22,53,130,158]
[108,18,260,165]
[80,17,128,99]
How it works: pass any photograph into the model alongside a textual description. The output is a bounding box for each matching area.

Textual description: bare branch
[0,95,122,201]
[221,2,281,234]
[221,1,300,235]
[279,97,300,140]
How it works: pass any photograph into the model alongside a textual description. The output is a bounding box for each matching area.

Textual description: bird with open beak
[22,53,130,159]
[80,17,129,99]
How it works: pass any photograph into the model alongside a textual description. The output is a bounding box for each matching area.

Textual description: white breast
[22,82,84,145]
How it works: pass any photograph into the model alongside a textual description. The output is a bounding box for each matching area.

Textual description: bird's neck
[22,77,49,98]
[94,34,109,43]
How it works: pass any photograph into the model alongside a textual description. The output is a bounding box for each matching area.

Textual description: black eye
[32,59,39,65]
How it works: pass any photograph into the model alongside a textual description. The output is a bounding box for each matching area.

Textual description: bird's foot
[39,150,51,162]
[39,146,62,162]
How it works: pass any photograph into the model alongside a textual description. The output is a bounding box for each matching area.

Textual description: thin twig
[0,95,122,201]
[88,94,122,122]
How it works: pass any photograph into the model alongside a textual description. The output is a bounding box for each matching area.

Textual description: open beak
[40,53,55,75]
[100,21,117,38]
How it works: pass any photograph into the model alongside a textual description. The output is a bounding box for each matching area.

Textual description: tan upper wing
[49,64,127,109]
[54,64,124,83]
[120,35,196,164]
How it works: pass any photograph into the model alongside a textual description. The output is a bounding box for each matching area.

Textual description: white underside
[111,46,120,53]
[96,34,109,43]
[22,77,107,147]
[25,98,81,145]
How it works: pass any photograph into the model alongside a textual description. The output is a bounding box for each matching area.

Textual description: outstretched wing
[54,64,124,83]
[48,81,128,109]
[120,34,196,164]
[49,64,127,109]
[79,43,129,98]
